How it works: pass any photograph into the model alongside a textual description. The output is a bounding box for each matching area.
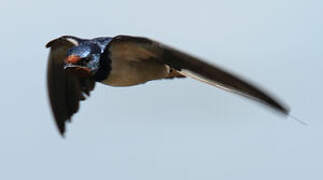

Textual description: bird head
[64,43,101,77]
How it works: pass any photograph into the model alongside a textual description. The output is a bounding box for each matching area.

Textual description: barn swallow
[46,35,289,136]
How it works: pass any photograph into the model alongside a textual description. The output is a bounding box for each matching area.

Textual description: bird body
[46,35,289,136]
[102,52,170,86]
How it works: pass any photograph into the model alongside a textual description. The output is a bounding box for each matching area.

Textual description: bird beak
[64,55,91,77]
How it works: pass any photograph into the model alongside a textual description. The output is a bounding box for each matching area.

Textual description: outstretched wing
[46,37,95,136]
[109,35,289,115]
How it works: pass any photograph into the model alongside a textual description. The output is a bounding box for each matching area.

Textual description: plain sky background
[0,0,322,179]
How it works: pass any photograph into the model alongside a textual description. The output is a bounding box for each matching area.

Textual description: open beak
[64,55,91,77]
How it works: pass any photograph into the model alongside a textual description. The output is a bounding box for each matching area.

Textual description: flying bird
[46,35,289,136]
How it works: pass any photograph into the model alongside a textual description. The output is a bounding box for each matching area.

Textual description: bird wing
[46,37,95,136]
[108,35,289,115]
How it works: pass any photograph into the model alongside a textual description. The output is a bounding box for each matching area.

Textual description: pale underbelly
[101,61,169,86]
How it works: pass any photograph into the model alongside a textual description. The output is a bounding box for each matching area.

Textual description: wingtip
[45,37,64,48]
[56,122,66,137]
[46,39,56,48]
[45,35,80,48]
[58,127,66,138]
[283,107,290,116]
[270,99,290,117]
[60,133,66,138]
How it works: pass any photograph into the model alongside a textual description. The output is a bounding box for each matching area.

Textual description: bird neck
[93,47,111,82]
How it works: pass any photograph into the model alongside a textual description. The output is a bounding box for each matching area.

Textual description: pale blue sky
[0,0,322,179]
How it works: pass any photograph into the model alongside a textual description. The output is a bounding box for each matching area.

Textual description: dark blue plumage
[65,37,113,81]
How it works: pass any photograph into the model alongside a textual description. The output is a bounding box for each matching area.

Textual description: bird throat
[65,64,92,78]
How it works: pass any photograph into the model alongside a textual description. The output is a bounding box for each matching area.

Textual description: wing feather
[110,35,289,115]
[46,37,95,136]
